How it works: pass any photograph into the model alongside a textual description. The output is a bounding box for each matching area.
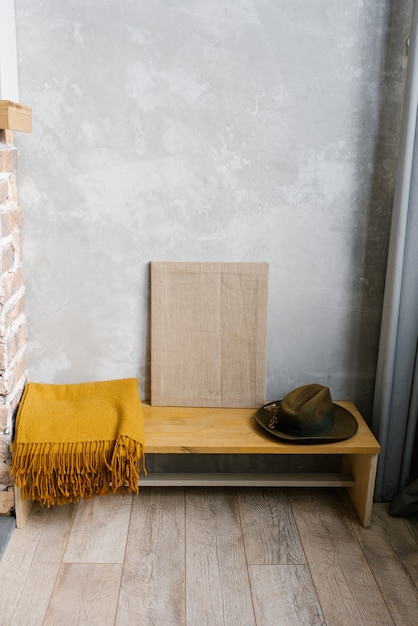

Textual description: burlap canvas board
[150,262,269,407]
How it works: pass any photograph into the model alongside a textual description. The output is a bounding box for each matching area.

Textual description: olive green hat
[256,384,358,443]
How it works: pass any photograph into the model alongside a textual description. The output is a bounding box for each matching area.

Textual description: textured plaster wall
[14,0,412,418]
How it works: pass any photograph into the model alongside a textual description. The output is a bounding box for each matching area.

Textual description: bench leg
[342,453,378,527]
[14,487,33,529]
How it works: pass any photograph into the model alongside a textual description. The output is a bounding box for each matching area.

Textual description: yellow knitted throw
[10,378,145,507]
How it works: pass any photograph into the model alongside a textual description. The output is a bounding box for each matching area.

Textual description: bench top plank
[143,402,380,455]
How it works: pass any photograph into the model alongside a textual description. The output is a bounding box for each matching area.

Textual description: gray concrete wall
[14,0,412,419]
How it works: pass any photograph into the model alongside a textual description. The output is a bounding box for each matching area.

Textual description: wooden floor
[0,487,417,625]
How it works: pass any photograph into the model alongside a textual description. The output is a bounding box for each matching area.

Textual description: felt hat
[256,384,358,443]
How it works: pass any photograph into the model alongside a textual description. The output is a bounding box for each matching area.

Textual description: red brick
[0,290,25,337]
[10,351,28,394]
[0,148,17,174]
[0,463,13,489]
[0,488,14,515]
[0,348,28,396]
[0,236,19,273]
[0,179,9,205]
[0,207,22,238]
[0,405,10,430]
[0,266,25,302]
[8,176,17,203]
[0,342,6,370]
[0,130,14,146]
[8,377,25,414]
[0,318,27,369]
[5,319,27,366]
[0,435,10,459]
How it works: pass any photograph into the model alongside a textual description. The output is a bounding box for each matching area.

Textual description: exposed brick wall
[0,129,28,515]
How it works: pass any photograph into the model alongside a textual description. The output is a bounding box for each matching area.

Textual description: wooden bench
[141,402,380,527]
[15,401,380,528]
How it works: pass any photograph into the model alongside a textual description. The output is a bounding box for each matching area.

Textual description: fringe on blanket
[11,435,145,508]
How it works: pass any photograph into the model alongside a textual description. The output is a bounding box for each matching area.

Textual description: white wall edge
[0,0,19,102]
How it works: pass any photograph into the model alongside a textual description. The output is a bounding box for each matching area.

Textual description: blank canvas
[150,261,269,407]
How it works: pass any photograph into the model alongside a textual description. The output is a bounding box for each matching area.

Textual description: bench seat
[142,401,380,527]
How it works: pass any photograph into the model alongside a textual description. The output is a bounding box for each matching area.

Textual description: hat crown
[277,384,334,437]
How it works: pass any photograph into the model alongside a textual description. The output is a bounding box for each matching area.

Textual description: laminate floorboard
[0,502,77,626]
[0,487,417,625]
[348,501,418,624]
[43,563,123,626]
[63,494,133,564]
[185,487,256,626]
[238,487,306,565]
[288,488,395,626]
[249,564,325,626]
[116,487,186,625]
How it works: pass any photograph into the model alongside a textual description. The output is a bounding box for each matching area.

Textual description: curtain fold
[372,0,418,502]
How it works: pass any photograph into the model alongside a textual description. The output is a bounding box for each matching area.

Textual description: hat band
[279,410,334,438]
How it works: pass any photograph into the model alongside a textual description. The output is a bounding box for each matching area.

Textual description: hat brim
[255,400,358,444]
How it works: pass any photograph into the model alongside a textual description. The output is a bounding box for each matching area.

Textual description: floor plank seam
[115,494,134,623]
[236,487,259,626]
[289,490,327,626]
[43,501,79,625]
[345,502,401,626]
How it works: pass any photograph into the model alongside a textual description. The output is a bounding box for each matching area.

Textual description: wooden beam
[0,100,32,133]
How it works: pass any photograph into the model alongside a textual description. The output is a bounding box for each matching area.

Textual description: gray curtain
[372,0,418,502]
